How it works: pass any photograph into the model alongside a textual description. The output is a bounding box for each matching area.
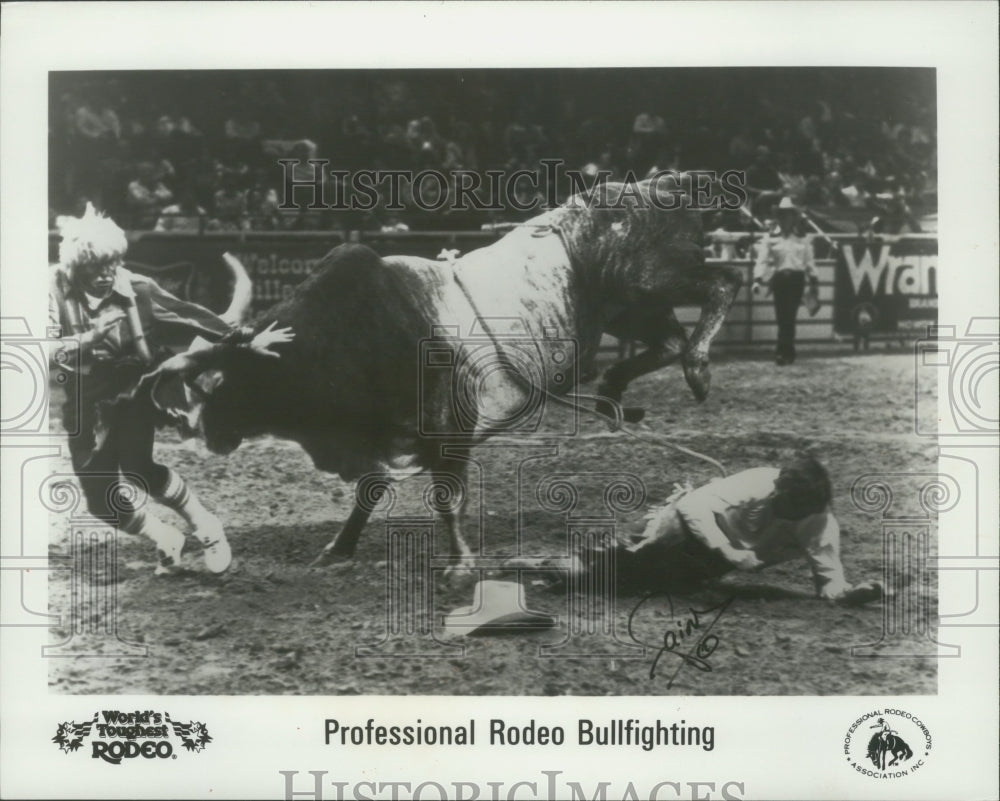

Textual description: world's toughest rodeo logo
[52,710,212,764]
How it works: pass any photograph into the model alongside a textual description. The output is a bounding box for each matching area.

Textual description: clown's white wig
[57,203,127,271]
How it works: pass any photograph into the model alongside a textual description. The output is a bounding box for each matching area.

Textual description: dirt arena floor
[47,347,938,696]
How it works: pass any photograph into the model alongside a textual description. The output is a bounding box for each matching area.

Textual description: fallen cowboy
[516,457,883,606]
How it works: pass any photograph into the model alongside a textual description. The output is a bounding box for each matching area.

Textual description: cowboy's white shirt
[670,467,849,598]
[753,234,818,285]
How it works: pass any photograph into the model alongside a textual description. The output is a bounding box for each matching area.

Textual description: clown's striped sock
[158,469,191,514]
[156,469,230,574]
[120,509,184,574]
[119,509,146,535]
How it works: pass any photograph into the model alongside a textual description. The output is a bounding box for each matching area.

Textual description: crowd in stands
[49,69,936,234]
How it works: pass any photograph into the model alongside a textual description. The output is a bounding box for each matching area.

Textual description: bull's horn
[219,252,253,325]
[131,346,224,414]
[152,343,230,379]
[152,322,294,380]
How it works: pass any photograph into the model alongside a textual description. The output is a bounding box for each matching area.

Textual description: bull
[147,179,743,570]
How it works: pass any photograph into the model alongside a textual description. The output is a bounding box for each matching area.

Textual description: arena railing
[47,228,937,347]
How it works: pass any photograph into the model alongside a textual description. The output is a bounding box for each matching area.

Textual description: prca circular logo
[844,709,932,779]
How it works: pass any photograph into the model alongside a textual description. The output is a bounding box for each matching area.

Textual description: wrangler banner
[833,236,938,336]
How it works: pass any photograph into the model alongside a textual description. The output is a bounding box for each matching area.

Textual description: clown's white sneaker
[194,514,232,574]
[144,518,186,576]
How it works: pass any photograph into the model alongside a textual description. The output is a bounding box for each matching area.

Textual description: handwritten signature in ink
[627,594,733,688]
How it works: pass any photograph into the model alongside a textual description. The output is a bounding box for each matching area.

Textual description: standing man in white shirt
[753,197,819,365]
[591,457,881,605]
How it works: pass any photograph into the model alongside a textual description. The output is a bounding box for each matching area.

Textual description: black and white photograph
[41,65,938,697]
[1,3,997,800]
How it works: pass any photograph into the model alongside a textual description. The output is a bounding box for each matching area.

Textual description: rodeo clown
[583,457,882,605]
[48,204,284,575]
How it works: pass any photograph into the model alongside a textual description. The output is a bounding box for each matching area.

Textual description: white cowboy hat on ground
[443,580,556,636]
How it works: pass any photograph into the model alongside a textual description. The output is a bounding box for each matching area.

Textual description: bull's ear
[147,372,192,417]
[203,369,225,393]
[185,380,209,402]
[189,369,224,399]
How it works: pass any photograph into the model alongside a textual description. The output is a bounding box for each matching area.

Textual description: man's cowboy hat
[776,196,802,212]
[443,580,555,636]
[632,113,665,134]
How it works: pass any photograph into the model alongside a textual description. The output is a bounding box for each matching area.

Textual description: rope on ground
[618,425,728,477]
[488,416,728,479]
[538,390,728,477]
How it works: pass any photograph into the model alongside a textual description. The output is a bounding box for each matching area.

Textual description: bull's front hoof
[308,550,354,569]
[682,358,711,403]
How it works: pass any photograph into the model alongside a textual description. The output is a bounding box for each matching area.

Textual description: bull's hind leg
[308,479,387,568]
[596,310,688,423]
[429,454,474,575]
[681,264,743,402]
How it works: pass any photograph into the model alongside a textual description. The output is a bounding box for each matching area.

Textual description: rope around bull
[465,196,838,477]
[491,425,728,478]
[446,251,728,478]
